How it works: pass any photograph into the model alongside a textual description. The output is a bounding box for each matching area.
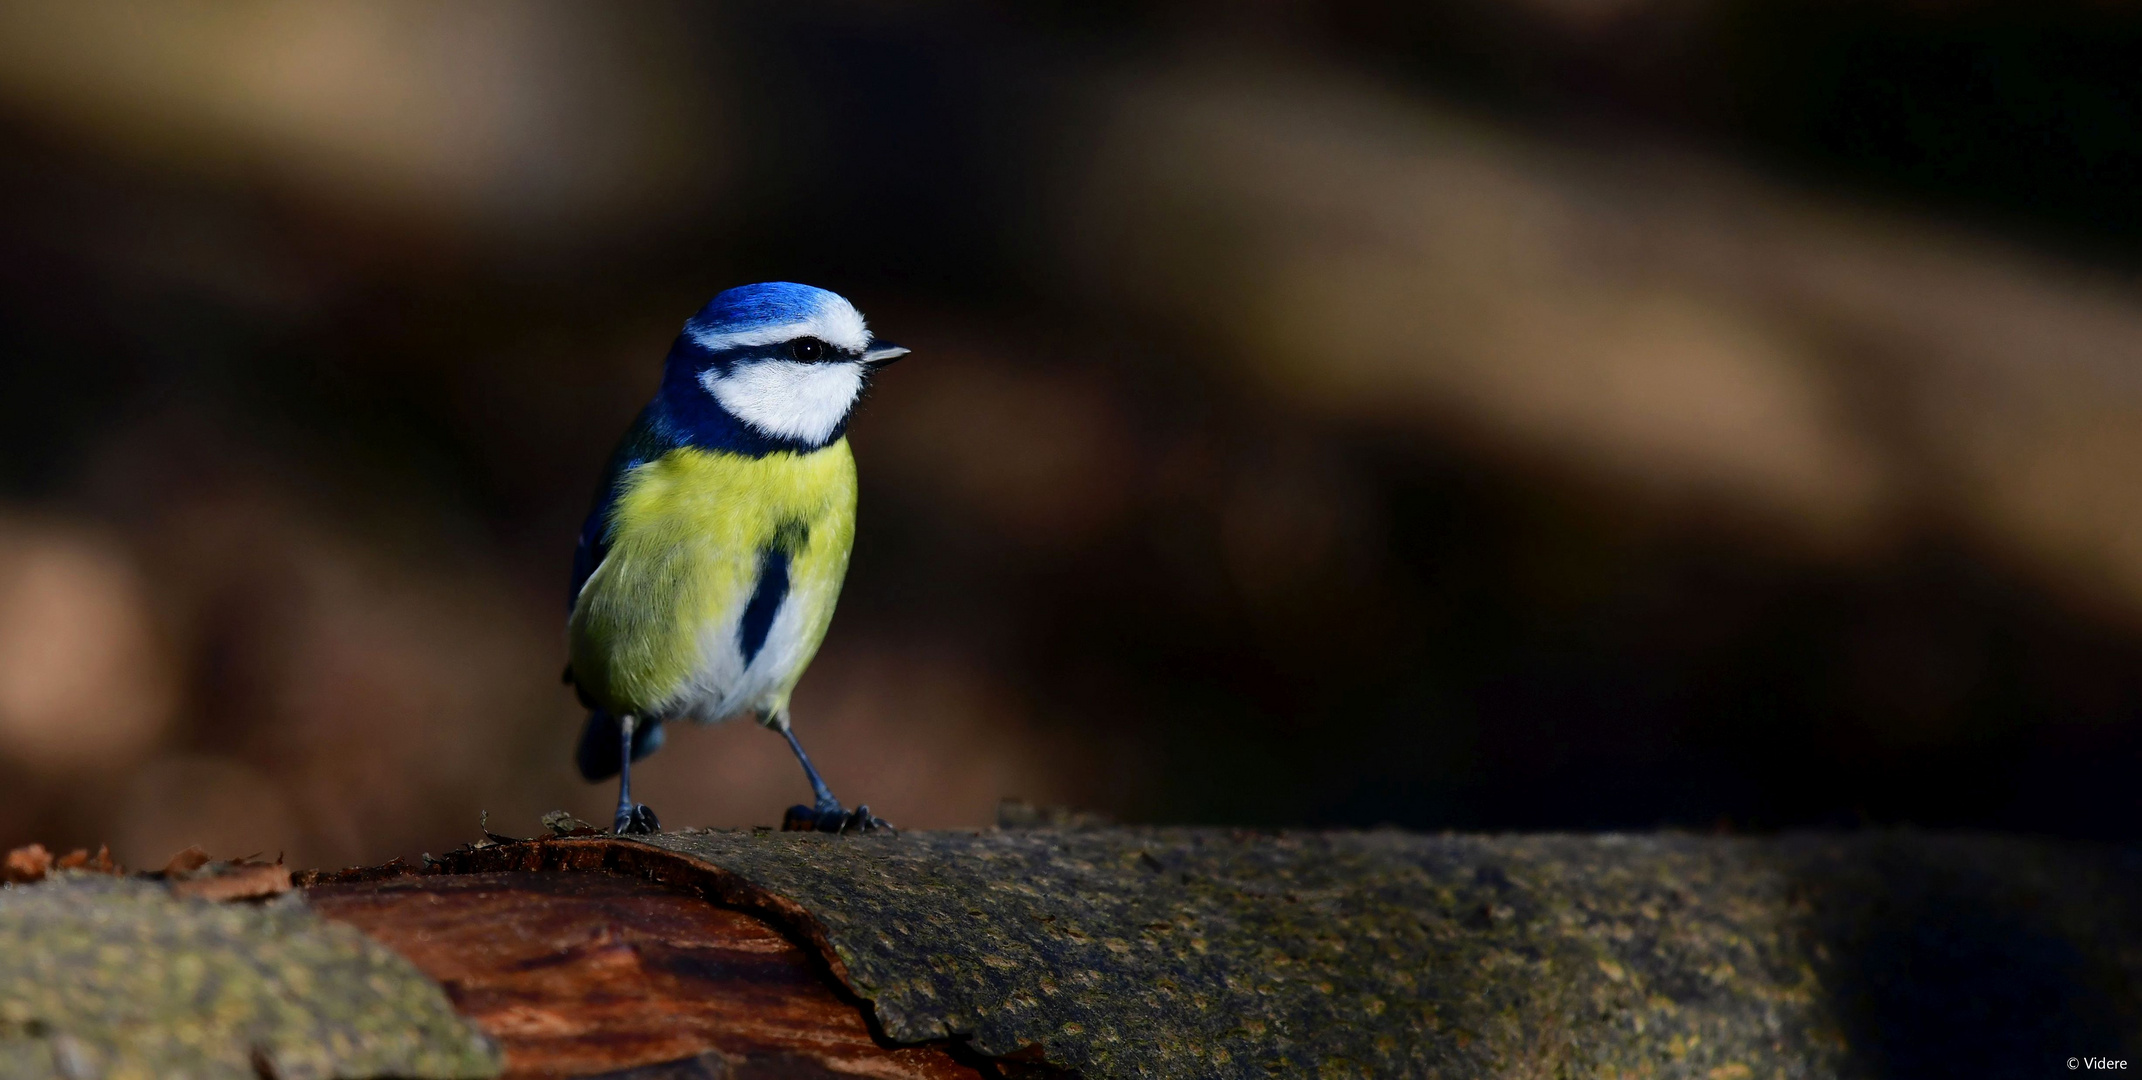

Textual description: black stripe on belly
[738,547,791,665]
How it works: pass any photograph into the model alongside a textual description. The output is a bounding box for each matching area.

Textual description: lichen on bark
[0,873,499,1080]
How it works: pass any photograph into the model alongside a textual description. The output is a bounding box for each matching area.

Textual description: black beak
[863,339,910,367]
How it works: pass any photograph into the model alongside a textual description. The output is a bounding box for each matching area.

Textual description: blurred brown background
[2,1,2141,871]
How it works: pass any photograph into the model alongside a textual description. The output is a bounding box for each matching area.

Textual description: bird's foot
[614,803,661,835]
[782,802,891,835]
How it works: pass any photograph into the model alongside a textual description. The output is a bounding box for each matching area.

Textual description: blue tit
[564,282,909,834]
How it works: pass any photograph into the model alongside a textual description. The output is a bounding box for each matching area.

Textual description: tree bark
[7,826,2140,1078]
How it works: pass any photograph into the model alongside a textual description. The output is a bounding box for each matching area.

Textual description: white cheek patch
[701,360,864,444]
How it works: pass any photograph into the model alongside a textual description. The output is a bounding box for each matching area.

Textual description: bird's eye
[789,338,825,362]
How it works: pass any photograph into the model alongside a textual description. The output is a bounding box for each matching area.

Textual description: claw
[782,803,891,834]
[614,803,661,835]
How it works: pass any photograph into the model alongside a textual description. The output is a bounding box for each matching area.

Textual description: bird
[564,282,908,835]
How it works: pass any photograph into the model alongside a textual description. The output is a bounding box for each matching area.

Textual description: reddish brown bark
[308,869,984,1080]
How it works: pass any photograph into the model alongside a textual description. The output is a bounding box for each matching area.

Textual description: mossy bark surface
[0,874,499,1080]
[14,828,2139,1079]
[618,828,2142,1079]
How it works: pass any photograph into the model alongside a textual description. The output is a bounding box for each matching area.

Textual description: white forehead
[686,292,870,354]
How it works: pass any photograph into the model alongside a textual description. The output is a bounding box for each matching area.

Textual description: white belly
[662,585,821,725]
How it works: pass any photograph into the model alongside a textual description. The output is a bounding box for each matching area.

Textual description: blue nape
[738,547,791,665]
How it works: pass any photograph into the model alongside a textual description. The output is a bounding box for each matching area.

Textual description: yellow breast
[568,440,857,717]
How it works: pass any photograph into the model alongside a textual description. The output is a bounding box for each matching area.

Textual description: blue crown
[692,282,843,333]
[680,282,870,356]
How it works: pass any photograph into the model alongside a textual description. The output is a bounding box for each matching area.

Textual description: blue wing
[569,406,679,609]
[567,406,682,781]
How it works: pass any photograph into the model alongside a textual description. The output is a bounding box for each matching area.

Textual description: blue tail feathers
[575,711,667,781]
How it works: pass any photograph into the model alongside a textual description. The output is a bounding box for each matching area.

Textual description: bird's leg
[613,714,660,835]
[785,725,839,813]
[779,725,889,834]
[614,714,636,828]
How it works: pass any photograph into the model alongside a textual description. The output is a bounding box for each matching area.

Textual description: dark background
[2,1,2141,870]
